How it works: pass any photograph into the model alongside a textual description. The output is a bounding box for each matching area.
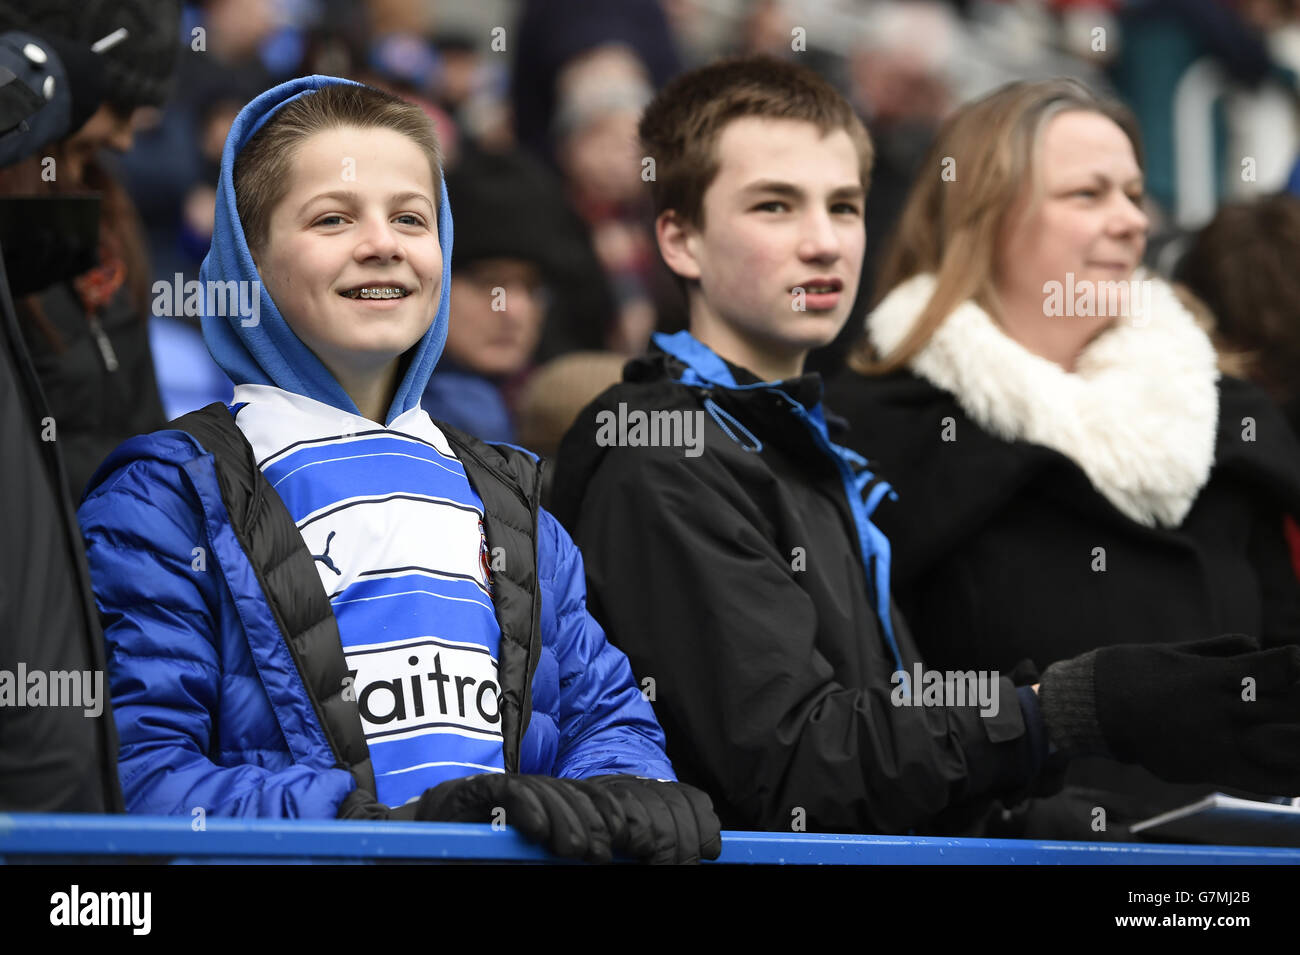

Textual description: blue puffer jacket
[76,75,673,818]
[78,439,672,817]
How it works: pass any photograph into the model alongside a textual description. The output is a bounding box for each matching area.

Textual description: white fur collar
[866,272,1220,528]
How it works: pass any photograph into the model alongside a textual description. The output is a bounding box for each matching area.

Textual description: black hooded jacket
[551,337,1055,834]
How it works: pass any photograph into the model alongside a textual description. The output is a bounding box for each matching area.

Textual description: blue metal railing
[2,814,1297,864]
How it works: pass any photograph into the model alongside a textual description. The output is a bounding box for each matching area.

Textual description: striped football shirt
[231,383,505,807]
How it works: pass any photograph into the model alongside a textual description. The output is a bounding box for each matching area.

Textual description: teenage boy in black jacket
[551,56,1300,836]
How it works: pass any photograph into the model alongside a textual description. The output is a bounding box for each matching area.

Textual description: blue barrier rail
[1,814,1297,864]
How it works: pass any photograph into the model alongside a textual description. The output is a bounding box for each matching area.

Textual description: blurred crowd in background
[7,0,1300,496]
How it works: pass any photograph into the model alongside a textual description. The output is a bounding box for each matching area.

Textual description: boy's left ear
[655,210,703,282]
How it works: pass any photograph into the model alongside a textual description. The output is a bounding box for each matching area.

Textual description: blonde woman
[826,78,1300,840]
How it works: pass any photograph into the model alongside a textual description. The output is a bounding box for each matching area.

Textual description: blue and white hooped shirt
[231,383,505,807]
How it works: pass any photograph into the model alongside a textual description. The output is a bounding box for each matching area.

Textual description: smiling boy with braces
[76,76,721,864]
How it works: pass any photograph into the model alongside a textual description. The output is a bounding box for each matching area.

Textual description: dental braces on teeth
[343,287,410,299]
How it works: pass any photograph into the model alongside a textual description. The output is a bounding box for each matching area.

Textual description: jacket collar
[650,330,826,411]
[650,331,907,676]
[867,272,1220,527]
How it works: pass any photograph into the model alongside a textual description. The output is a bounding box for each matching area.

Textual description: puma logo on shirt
[313,530,341,576]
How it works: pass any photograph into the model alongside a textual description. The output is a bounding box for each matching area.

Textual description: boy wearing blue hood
[77,76,719,864]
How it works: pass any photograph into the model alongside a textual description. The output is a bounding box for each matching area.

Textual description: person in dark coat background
[421,146,583,445]
[0,0,179,500]
[827,77,1300,840]
[1177,193,1300,444]
[509,0,684,359]
[510,0,680,169]
[1177,193,1300,577]
[0,25,123,815]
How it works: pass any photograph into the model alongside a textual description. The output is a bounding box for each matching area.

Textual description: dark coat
[0,35,124,810]
[551,337,1054,835]
[825,369,1300,837]
[18,279,166,501]
[0,242,123,814]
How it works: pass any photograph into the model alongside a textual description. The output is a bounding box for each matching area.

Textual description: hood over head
[200,75,453,426]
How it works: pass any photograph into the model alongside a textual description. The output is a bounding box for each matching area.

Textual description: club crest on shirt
[479,519,494,595]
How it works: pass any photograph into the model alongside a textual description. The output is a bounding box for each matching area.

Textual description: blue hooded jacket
[77,76,673,818]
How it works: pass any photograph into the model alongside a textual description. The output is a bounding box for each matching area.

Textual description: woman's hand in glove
[1038,633,1300,794]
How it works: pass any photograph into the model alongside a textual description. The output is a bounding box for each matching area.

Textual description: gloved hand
[339,773,723,864]
[583,775,722,864]
[335,786,424,821]
[1038,633,1300,794]
[340,774,616,862]
[415,772,621,862]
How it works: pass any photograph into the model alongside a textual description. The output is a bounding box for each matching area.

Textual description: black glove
[336,786,424,821]
[338,778,609,861]
[339,774,724,864]
[583,775,722,864]
[398,773,617,863]
[1038,633,1300,794]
